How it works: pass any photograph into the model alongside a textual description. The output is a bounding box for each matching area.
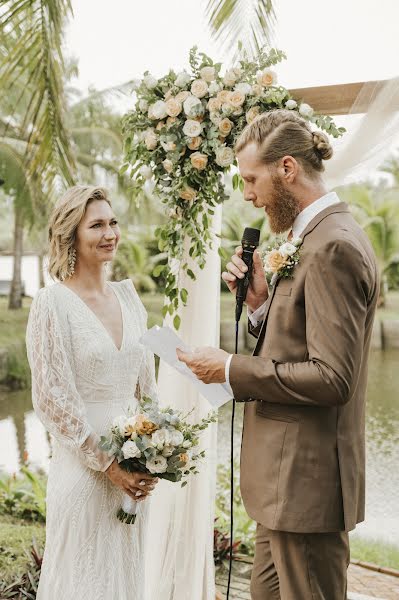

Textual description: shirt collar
[292,191,340,239]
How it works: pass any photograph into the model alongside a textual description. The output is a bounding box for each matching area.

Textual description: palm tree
[340,183,399,306]
[205,0,276,57]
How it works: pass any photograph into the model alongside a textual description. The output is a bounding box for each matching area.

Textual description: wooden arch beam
[289,80,388,115]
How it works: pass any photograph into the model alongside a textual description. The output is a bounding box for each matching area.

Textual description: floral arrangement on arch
[121,47,344,328]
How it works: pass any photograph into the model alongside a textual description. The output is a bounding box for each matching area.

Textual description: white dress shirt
[223,191,341,395]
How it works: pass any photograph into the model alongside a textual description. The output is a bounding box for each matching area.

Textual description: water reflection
[0,350,398,544]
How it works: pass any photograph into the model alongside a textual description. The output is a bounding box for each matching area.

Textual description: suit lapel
[252,202,351,357]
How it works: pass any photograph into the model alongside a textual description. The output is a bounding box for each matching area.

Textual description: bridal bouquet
[100,396,216,524]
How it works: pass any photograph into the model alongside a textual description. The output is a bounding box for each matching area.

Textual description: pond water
[0,349,398,546]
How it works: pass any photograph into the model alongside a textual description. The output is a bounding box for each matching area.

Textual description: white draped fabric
[146,206,222,600]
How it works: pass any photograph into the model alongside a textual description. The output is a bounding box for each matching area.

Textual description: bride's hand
[222,246,268,312]
[105,459,158,502]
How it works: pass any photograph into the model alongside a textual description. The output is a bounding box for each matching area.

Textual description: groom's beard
[267,175,301,234]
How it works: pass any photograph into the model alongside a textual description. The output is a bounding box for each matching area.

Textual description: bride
[26,185,158,599]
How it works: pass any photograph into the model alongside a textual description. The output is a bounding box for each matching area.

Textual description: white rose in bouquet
[234,82,251,95]
[208,81,221,95]
[217,90,233,104]
[279,242,297,257]
[221,103,233,116]
[139,165,153,180]
[169,430,184,447]
[146,456,168,474]
[183,95,204,118]
[191,79,208,99]
[166,98,183,118]
[215,146,235,168]
[143,74,158,89]
[299,103,314,118]
[200,66,216,82]
[207,97,221,112]
[285,99,298,110]
[223,69,237,87]
[183,119,202,137]
[151,428,171,449]
[175,71,191,88]
[176,90,191,104]
[209,112,222,126]
[229,90,246,108]
[122,440,142,459]
[151,100,168,120]
[257,68,277,87]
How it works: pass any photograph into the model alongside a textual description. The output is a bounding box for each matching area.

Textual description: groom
[177,109,379,599]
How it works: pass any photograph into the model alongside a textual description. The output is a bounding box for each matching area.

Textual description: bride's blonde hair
[48,185,111,281]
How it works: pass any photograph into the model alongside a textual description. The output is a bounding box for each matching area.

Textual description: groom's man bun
[235,109,333,178]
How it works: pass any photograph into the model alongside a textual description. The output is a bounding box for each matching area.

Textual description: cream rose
[209,112,222,126]
[208,81,221,95]
[229,90,246,108]
[207,97,222,112]
[279,242,297,258]
[183,119,202,137]
[166,98,182,117]
[266,250,288,273]
[246,106,261,124]
[217,90,233,104]
[179,186,197,201]
[175,71,191,88]
[219,118,233,136]
[122,440,141,459]
[146,456,168,474]
[187,136,202,150]
[223,69,237,87]
[215,146,235,168]
[221,103,233,116]
[191,79,208,99]
[169,430,184,447]
[144,129,157,150]
[190,152,208,171]
[200,66,216,82]
[251,84,263,96]
[299,103,314,118]
[162,159,174,173]
[285,99,298,110]
[257,68,277,87]
[183,95,204,118]
[176,90,190,104]
[150,100,168,120]
[235,82,252,95]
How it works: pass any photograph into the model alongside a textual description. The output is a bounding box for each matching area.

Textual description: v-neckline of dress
[59,281,125,352]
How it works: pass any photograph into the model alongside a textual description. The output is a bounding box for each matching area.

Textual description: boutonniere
[261,237,303,286]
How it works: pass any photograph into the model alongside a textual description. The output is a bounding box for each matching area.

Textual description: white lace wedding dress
[26,279,157,600]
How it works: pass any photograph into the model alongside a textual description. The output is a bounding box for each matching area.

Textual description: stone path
[215,560,399,600]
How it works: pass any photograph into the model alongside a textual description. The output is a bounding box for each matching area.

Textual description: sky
[64,0,399,179]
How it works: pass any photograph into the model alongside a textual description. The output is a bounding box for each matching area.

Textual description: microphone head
[242,227,260,248]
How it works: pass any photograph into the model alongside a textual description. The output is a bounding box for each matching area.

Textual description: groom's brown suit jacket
[229,202,379,533]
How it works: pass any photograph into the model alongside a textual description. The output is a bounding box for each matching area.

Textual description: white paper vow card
[139,326,233,409]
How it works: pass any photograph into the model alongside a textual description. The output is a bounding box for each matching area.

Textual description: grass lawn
[0,297,31,349]
[0,514,45,582]
[350,534,399,571]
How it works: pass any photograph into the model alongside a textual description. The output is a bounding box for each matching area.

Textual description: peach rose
[246,106,261,124]
[179,453,189,464]
[166,98,183,118]
[207,97,222,112]
[187,136,202,150]
[219,118,233,136]
[179,186,197,201]
[266,250,288,273]
[229,90,245,108]
[134,415,159,436]
[217,90,233,104]
[190,152,208,171]
[162,159,174,173]
[257,68,277,87]
[144,129,158,150]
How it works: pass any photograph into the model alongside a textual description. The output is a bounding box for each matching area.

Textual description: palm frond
[0,140,34,219]
[205,0,276,57]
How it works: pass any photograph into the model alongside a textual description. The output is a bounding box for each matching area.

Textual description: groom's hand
[222,246,268,312]
[176,347,229,384]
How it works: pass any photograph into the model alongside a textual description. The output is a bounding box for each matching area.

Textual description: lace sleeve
[26,287,114,472]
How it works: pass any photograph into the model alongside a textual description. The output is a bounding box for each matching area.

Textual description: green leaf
[173,315,181,330]
[180,288,188,304]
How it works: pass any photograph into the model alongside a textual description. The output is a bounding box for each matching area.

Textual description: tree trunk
[8,204,25,309]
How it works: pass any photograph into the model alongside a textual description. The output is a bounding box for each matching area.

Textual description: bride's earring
[67,247,77,278]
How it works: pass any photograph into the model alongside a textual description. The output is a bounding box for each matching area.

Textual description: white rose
[146,455,168,474]
[200,66,216,82]
[229,90,246,108]
[209,112,222,126]
[257,68,277,87]
[183,119,202,137]
[208,81,221,95]
[151,428,171,449]
[191,79,208,99]
[234,82,251,95]
[138,99,148,111]
[215,146,235,168]
[122,440,141,459]
[165,98,182,118]
[223,69,237,87]
[143,74,158,89]
[279,242,297,257]
[221,103,233,116]
[175,71,191,88]
[176,90,190,104]
[150,100,168,120]
[168,430,184,447]
[183,95,204,118]
[139,165,152,180]
[299,103,314,118]
[285,99,298,110]
[163,159,174,173]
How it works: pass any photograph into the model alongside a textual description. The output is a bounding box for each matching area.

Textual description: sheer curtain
[145,206,222,600]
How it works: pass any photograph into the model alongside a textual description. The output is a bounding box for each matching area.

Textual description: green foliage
[111,239,156,293]
[4,343,31,389]
[0,468,47,522]
[0,535,43,597]
[0,514,45,587]
[350,534,399,570]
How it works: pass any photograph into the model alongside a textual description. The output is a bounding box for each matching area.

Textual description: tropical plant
[206,0,276,58]
[0,467,47,522]
[111,239,157,293]
[341,183,399,304]
[0,540,43,598]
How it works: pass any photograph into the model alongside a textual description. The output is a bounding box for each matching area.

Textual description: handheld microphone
[235,227,260,323]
